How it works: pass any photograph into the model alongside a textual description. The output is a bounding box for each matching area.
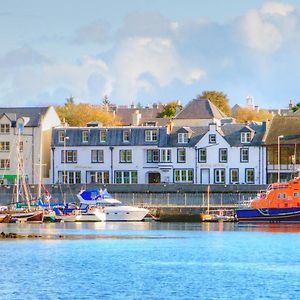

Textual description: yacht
[76,188,149,222]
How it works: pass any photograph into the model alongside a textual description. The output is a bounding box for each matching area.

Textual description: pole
[278,135,283,183]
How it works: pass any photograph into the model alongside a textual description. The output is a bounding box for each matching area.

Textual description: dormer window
[241,132,251,143]
[0,124,10,134]
[178,133,188,144]
[82,131,89,143]
[123,130,130,142]
[58,131,65,143]
[100,130,107,142]
[209,134,216,144]
[145,130,157,142]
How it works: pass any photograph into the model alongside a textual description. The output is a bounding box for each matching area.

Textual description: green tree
[292,102,300,112]
[102,95,110,106]
[197,91,231,116]
[158,101,182,118]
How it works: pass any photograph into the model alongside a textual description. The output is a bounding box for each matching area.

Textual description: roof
[52,127,169,147]
[0,107,49,127]
[169,126,208,147]
[109,104,165,126]
[264,116,300,145]
[175,99,227,120]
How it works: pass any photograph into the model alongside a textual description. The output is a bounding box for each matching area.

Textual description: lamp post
[278,135,284,182]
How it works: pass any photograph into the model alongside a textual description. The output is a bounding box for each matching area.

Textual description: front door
[201,169,210,184]
[148,172,161,184]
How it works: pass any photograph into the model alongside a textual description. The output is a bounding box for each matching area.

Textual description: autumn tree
[233,107,273,123]
[197,91,231,116]
[56,98,120,126]
[158,101,183,118]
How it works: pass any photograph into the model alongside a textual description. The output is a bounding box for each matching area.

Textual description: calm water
[1,222,300,300]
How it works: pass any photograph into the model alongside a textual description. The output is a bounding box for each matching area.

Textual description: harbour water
[1,222,300,299]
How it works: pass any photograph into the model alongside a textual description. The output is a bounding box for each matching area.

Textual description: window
[115,171,138,184]
[145,130,157,142]
[230,169,239,184]
[177,148,186,163]
[0,159,10,169]
[100,130,107,142]
[178,133,188,144]
[87,171,109,184]
[0,124,10,134]
[61,150,77,163]
[198,148,206,163]
[59,171,81,184]
[19,141,23,152]
[241,132,251,143]
[209,134,216,144]
[219,148,228,163]
[147,149,159,163]
[58,131,65,143]
[214,169,225,184]
[245,169,254,184]
[241,148,249,162]
[120,150,132,163]
[160,149,171,163]
[91,150,104,163]
[174,169,193,183]
[82,131,89,143]
[123,130,130,142]
[0,141,9,152]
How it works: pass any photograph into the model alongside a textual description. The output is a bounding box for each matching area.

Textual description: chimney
[132,109,141,126]
[289,100,294,110]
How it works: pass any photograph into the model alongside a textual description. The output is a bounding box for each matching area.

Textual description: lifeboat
[236,177,300,222]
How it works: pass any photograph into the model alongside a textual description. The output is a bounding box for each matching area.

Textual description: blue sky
[1,0,300,108]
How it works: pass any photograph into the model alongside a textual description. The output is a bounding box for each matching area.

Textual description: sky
[1,0,300,108]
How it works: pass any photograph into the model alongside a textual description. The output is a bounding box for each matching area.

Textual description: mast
[16,127,21,204]
[207,185,210,214]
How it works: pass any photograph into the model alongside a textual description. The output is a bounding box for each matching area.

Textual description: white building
[0,106,61,185]
[51,121,266,185]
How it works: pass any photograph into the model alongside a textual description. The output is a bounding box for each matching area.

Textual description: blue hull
[236,207,300,222]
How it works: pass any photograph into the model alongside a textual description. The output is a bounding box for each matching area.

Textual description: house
[51,120,266,185]
[264,115,300,183]
[0,106,61,185]
[172,98,227,127]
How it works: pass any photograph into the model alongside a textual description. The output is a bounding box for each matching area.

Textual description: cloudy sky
[1,0,300,108]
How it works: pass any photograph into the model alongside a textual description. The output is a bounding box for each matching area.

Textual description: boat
[69,188,149,222]
[236,176,300,222]
[200,185,216,222]
[0,214,11,223]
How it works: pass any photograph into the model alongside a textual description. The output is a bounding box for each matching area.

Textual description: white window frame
[87,171,109,184]
[99,130,107,142]
[241,132,251,143]
[115,171,138,184]
[147,149,159,163]
[82,131,89,143]
[61,150,77,163]
[215,169,225,184]
[58,131,65,143]
[178,133,188,144]
[198,148,206,163]
[0,141,10,152]
[120,149,132,163]
[145,130,157,142]
[219,148,228,163]
[59,171,81,184]
[241,148,249,162]
[245,168,254,184]
[0,124,10,134]
[160,149,171,163]
[174,169,193,183]
[209,134,216,144]
[0,159,10,169]
[91,150,104,163]
[230,169,239,184]
[177,148,186,163]
[123,130,130,142]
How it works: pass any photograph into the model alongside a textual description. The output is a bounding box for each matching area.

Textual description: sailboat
[200,185,216,221]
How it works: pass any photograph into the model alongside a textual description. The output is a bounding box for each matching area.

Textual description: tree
[102,95,110,106]
[292,102,300,112]
[197,91,231,116]
[158,101,182,118]
[56,99,121,126]
[233,107,273,123]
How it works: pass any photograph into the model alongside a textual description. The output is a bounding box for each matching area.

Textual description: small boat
[0,215,11,223]
[236,176,300,222]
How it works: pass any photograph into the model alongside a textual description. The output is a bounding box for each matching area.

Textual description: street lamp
[278,135,284,183]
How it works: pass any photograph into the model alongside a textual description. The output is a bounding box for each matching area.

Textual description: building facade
[51,121,266,185]
[0,106,61,185]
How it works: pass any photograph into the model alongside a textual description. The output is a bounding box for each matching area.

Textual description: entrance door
[201,169,210,184]
[148,172,161,184]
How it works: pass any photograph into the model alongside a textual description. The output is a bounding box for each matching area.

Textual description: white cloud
[242,10,282,53]
[111,37,205,101]
[261,2,294,16]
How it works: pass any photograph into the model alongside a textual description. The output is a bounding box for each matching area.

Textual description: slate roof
[0,107,49,127]
[264,116,300,145]
[52,127,169,147]
[175,99,227,120]
[109,104,165,126]
[169,126,208,147]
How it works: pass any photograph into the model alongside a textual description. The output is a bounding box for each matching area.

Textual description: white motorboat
[76,188,149,222]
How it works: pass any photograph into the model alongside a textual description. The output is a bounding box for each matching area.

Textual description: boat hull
[104,206,148,221]
[236,207,300,222]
